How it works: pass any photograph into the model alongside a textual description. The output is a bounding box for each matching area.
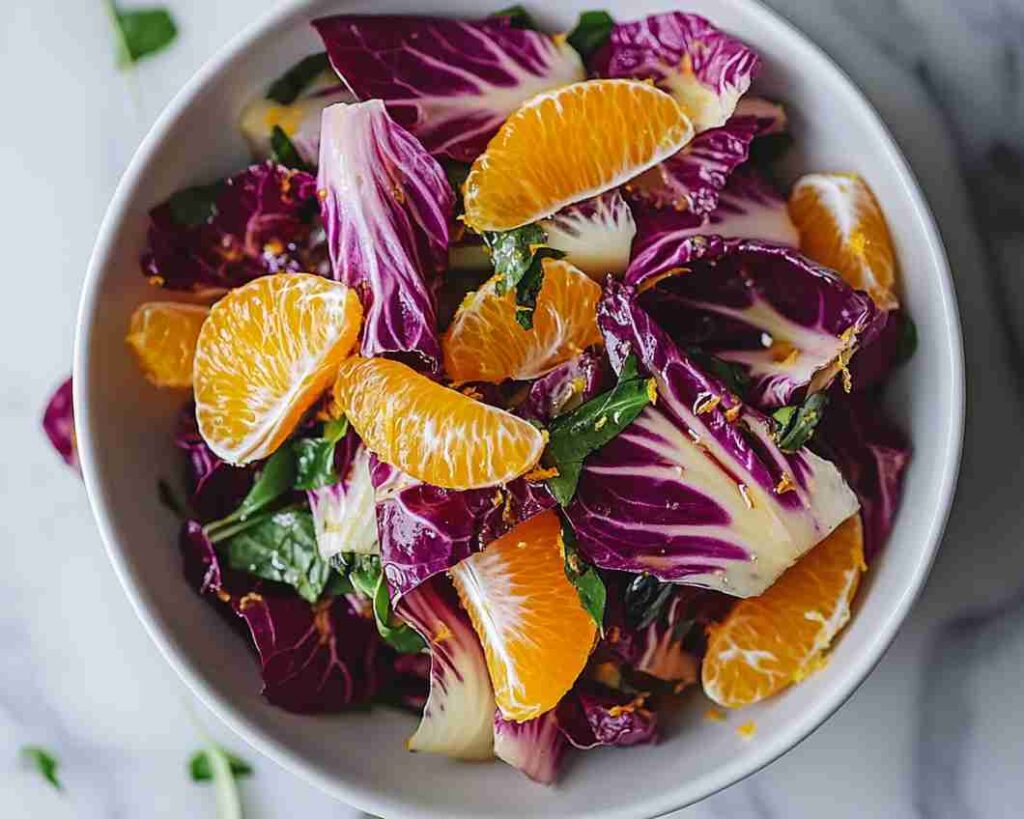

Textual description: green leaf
[108,3,178,66]
[21,746,61,791]
[545,354,655,505]
[189,747,253,782]
[193,743,245,819]
[493,4,538,29]
[559,518,606,631]
[482,225,565,330]
[771,392,828,452]
[166,183,221,228]
[566,11,615,61]
[346,555,426,653]
[322,570,355,598]
[894,314,918,366]
[293,419,349,490]
[266,52,332,105]
[269,125,309,171]
[205,445,297,540]
[225,509,331,603]
[687,348,750,398]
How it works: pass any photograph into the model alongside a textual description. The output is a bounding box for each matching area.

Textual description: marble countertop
[3,0,1021,816]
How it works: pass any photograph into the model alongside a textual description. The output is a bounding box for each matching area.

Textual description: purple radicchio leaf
[814,392,911,562]
[396,574,495,760]
[306,431,377,560]
[178,521,384,712]
[493,709,567,785]
[846,309,913,391]
[174,405,254,522]
[624,101,784,215]
[370,457,555,598]
[565,281,860,598]
[556,682,658,750]
[590,12,759,133]
[318,101,453,370]
[639,241,884,408]
[312,15,584,162]
[538,191,637,280]
[141,162,326,292]
[625,166,799,286]
[518,350,613,424]
[42,377,79,474]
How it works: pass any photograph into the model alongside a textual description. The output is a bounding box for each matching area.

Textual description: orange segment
[463,79,694,232]
[789,173,899,310]
[702,515,865,708]
[125,302,209,388]
[450,510,596,721]
[193,273,361,465]
[334,356,545,490]
[442,258,603,385]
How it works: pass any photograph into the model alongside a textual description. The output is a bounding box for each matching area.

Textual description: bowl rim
[73,0,965,816]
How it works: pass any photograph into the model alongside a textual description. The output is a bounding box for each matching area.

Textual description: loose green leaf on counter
[21,746,62,791]
[560,518,606,631]
[772,392,828,452]
[544,354,655,505]
[107,2,178,66]
[189,747,253,782]
[566,11,615,61]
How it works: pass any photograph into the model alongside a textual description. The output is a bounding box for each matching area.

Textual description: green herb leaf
[166,183,221,228]
[545,354,655,505]
[894,314,918,366]
[322,569,355,598]
[622,573,675,630]
[493,4,538,29]
[772,392,828,452]
[266,52,332,105]
[108,3,178,66]
[346,555,426,653]
[189,747,253,782]
[205,444,296,541]
[270,125,309,171]
[293,419,348,490]
[566,11,615,61]
[559,518,606,631]
[482,225,565,330]
[226,509,331,603]
[192,743,245,819]
[21,746,61,791]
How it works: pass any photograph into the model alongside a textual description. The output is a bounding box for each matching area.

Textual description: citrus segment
[789,173,899,310]
[450,510,597,721]
[463,79,694,232]
[442,258,603,385]
[193,273,362,465]
[333,356,545,490]
[126,302,209,388]
[701,515,865,708]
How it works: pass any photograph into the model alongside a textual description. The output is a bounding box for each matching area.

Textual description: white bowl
[74,0,964,816]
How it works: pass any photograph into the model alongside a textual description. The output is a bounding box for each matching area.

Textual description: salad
[48,8,914,784]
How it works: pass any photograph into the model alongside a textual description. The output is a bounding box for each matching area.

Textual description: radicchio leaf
[312,15,584,162]
[518,350,612,424]
[494,710,567,784]
[175,406,254,522]
[556,683,658,749]
[566,281,859,598]
[306,431,378,559]
[815,393,910,561]
[538,191,637,279]
[141,162,325,292]
[370,457,555,597]
[625,167,799,286]
[42,377,79,474]
[318,101,453,369]
[397,575,495,760]
[638,241,883,408]
[590,12,759,133]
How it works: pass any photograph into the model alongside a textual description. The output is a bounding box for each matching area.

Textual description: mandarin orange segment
[193,273,362,465]
[333,356,545,490]
[463,79,694,232]
[789,173,899,310]
[125,302,209,388]
[701,515,865,708]
[442,258,603,385]
[450,510,597,721]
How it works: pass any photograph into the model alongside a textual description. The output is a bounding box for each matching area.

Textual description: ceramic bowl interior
[74,0,964,817]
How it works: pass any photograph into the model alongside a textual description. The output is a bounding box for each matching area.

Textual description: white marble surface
[2,0,1022,817]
